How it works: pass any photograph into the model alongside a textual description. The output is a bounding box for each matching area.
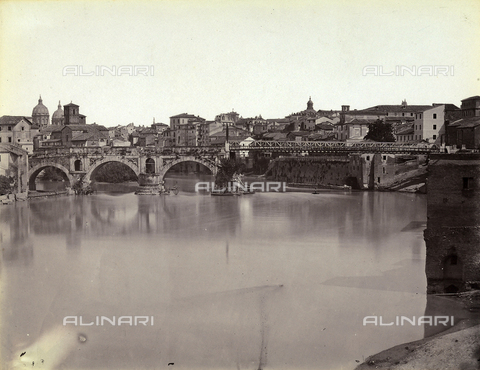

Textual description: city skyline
[1,0,479,127]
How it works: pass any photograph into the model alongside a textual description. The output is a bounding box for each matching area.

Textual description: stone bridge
[28,147,220,190]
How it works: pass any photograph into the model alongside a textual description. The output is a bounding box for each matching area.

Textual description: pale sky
[1,0,479,127]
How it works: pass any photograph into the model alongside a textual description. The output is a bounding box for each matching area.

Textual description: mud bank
[355,291,480,370]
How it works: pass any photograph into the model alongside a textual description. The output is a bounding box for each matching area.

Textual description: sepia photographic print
[0,0,479,369]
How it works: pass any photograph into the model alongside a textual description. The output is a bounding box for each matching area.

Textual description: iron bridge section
[228,141,440,154]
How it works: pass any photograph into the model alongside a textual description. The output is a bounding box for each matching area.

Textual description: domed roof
[52,101,64,119]
[32,95,49,115]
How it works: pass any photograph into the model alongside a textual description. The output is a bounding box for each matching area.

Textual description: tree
[364,119,396,142]
[0,175,13,195]
[214,159,245,189]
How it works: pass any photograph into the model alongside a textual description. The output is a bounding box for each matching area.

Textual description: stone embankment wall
[268,156,351,186]
[267,154,427,190]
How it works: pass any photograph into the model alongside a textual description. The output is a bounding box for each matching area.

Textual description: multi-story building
[460,95,480,118]
[336,101,433,141]
[413,104,461,144]
[169,113,206,146]
[446,96,480,150]
[0,116,39,153]
[64,102,86,125]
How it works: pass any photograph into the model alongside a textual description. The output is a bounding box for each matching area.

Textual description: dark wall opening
[146,158,155,174]
[91,162,138,183]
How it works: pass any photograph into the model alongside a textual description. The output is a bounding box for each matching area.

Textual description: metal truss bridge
[228,141,440,154]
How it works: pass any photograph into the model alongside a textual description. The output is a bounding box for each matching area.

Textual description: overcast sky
[1,0,479,127]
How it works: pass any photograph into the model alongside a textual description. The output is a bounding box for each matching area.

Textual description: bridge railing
[228,140,439,153]
[30,145,223,157]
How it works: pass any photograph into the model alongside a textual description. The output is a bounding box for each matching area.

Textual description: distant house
[0,116,38,153]
[447,116,480,150]
[287,131,310,142]
[335,118,372,141]
[239,137,255,158]
[314,123,334,136]
[169,113,206,146]
[341,101,432,124]
[152,122,169,134]
[40,124,108,148]
[262,132,288,141]
[445,96,480,150]
[413,104,461,144]
[395,123,414,142]
[265,118,289,132]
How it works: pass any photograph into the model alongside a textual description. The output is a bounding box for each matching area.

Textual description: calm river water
[0,174,468,369]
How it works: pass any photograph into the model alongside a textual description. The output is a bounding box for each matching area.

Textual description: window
[402,113,404,116]
[410,113,413,116]
[383,155,387,160]
[433,114,437,119]
[22,126,25,131]
[382,167,386,174]
[17,139,20,142]
[0,137,1,143]
[8,126,11,131]
[433,125,437,130]
[433,135,437,139]
[463,177,474,190]
[8,137,12,142]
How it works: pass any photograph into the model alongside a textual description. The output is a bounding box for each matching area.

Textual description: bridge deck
[228,141,439,154]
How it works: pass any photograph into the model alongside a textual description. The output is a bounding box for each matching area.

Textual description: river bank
[355,291,480,370]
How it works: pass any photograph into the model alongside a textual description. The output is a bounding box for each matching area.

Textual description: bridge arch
[84,157,140,184]
[28,162,75,191]
[159,156,218,180]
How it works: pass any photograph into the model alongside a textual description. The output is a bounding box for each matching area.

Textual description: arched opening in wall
[29,166,70,191]
[145,158,155,174]
[74,159,83,171]
[345,176,360,189]
[163,161,214,193]
[90,161,138,193]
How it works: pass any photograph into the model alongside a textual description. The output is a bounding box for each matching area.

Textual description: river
[0,174,467,369]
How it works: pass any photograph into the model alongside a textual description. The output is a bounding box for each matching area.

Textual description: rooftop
[449,116,480,128]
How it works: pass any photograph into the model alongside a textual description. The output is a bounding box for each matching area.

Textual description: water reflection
[1,181,466,370]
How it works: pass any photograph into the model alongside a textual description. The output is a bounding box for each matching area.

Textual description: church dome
[52,101,64,119]
[32,95,49,115]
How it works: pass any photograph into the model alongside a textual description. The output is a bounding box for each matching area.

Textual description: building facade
[424,153,480,293]
[0,116,38,153]
[446,96,480,150]
[413,104,461,144]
